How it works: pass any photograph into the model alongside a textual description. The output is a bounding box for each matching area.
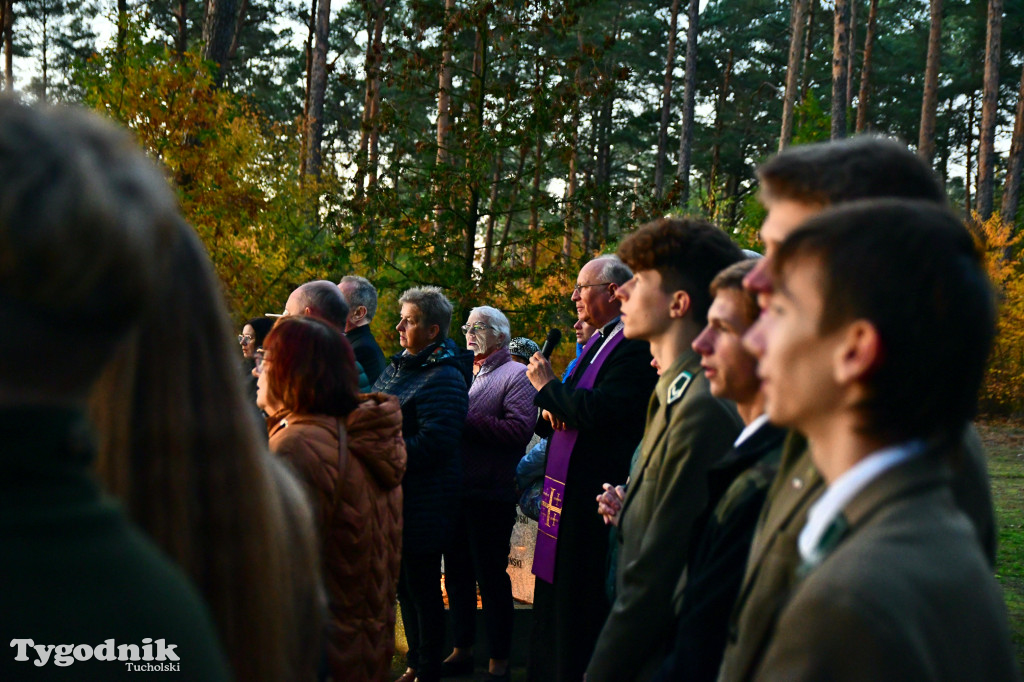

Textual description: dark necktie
[797,512,850,579]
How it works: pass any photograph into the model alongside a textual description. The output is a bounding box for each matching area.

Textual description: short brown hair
[618,217,745,326]
[709,259,760,325]
[772,199,994,444]
[264,316,360,417]
[758,135,946,208]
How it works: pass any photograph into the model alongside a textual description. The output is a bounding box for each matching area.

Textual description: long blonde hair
[90,221,323,681]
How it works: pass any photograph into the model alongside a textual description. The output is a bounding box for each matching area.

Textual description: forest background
[3,0,1024,415]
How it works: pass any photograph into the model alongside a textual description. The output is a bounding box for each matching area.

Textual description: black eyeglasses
[572,282,612,294]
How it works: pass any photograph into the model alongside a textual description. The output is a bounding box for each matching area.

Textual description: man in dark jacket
[373,285,473,682]
[339,274,388,384]
[0,98,230,680]
[524,256,658,682]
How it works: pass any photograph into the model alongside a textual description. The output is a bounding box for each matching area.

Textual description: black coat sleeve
[533,337,655,432]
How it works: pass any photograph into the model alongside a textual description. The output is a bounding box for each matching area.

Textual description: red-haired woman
[256,315,407,682]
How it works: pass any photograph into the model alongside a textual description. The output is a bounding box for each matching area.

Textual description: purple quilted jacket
[462,347,538,501]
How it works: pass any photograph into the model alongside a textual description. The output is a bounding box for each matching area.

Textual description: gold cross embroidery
[541,487,563,528]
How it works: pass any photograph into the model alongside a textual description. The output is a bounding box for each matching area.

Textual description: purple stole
[532,326,626,583]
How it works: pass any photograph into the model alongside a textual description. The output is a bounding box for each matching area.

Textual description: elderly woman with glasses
[442,306,537,681]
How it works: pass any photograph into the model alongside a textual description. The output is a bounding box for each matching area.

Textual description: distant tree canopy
[4,0,1024,412]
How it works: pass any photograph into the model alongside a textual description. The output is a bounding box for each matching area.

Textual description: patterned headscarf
[509,336,540,361]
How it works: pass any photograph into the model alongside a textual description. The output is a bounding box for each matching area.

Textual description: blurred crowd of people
[1,94,1021,682]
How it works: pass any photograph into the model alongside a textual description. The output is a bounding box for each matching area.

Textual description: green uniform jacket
[718,425,998,682]
[0,407,231,681]
[753,453,1020,682]
[586,350,742,682]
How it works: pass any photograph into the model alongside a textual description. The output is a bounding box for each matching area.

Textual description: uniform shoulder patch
[666,370,693,405]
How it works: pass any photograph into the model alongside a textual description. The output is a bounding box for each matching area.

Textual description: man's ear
[833,320,882,385]
[428,324,441,342]
[353,305,368,322]
[669,290,691,319]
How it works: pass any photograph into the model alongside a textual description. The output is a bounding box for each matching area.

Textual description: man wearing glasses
[524,256,658,682]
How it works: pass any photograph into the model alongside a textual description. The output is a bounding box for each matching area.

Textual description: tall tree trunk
[967,92,976,215]
[116,0,127,58]
[598,90,614,243]
[174,0,188,57]
[940,102,952,186]
[831,0,851,139]
[1,0,11,91]
[582,168,593,256]
[654,0,681,198]
[1000,61,1024,224]
[303,0,332,179]
[846,0,856,111]
[436,0,455,168]
[565,34,583,262]
[463,23,488,280]
[854,0,877,132]
[707,50,733,221]
[976,0,1003,219]
[530,128,543,272]
[298,0,316,177]
[565,105,580,263]
[483,156,502,271]
[779,0,809,151]
[434,0,456,233]
[201,0,239,87]
[354,0,387,201]
[676,0,700,205]
[799,0,817,101]
[366,3,386,191]
[226,0,249,64]
[918,0,943,165]
[40,9,48,102]
[497,144,528,265]
[565,118,579,263]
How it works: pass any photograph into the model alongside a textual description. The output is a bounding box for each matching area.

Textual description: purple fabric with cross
[532,327,626,583]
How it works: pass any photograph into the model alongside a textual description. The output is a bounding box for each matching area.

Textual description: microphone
[540,328,562,359]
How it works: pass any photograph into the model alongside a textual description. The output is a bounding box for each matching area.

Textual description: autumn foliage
[75,21,333,318]
[973,213,1024,415]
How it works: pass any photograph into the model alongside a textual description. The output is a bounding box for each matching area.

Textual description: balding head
[284,280,350,332]
[572,256,632,328]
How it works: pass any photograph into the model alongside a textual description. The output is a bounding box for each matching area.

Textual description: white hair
[590,255,633,285]
[469,306,511,347]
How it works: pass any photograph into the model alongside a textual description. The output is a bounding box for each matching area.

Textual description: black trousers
[398,550,445,682]
[526,507,613,682]
[444,499,517,660]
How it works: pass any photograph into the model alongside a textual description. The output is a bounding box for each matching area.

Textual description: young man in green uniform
[718,136,997,681]
[748,200,1018,681]
[650,259,787,682]
[585,218,744,682]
